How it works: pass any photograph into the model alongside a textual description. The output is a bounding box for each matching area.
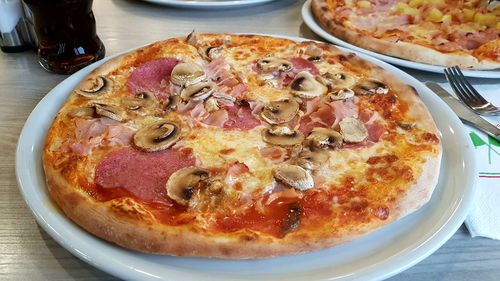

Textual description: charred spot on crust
[307,56,322,62]
[280,203,302,236]
[397,122,415,130]
[239,233,258,242]
[338,54,348,62]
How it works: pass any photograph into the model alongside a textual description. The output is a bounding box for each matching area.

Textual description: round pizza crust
[311,0,500,70]
[43,33,442,259]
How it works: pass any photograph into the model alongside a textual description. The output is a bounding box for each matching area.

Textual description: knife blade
[426,82,500,141]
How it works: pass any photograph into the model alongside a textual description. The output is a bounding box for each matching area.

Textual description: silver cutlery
[444,66,500,116]
[426,82,500,141]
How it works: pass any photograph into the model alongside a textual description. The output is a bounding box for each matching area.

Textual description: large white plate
[302,0,500,79]
[138,0,276,9]
[16,35,476,281]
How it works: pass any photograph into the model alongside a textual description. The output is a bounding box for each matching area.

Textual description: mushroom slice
[165,95,181,111]
[257,57,292,72]
[198,46,223,61]
[186,30,197,45]
[205,97,219,113]
[207,179,224,195]
[133,121,181,152]
[68,106,95,118]
[260,99,300,125]
[181,81,215,101]
[316,72,356,90]
[166,167,209,206]
[353,79,389,95]
[171,62,206,86]
[328,88,355,101]
[305,45,323,62]
[94,103,126,122]
[122,92,155,111]
[212,91,236,103]
[290,71,327,99]
[262,126,305,146]
[273,164,314,191]
[78,76,111,97]
[339,117,368,143]
[306,127,343,150]
[292,149,329,171]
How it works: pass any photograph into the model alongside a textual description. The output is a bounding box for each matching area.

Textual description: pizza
[311,0,500,69]
[43,33,442,259]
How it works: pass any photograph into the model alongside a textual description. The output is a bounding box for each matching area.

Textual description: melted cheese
[316,141,389,188]
[183,126,274,194]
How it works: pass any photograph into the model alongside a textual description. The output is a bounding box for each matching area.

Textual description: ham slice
[304,97,321,116]
[106,125,134,146]
[265,188,301,205]
[309,103,336,127]
[204,57,230,82]
[224,103,261,130]
[229,84,247,98]
[75,118,110,141]
[202,110,229,127]
[225,162,250,185]
[260,146,289,163]
[365,122,386,142]
[330,98,359,128]
[288,57,320,75]
[71,118,134,154]
[190,103,210,120]
[299,97,359,134]
[281,57,320,86]
[204,57,242,89]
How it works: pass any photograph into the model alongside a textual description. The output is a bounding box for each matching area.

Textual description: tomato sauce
[214,196,300,238]
[79,177,192,226]
[79,175,390,237]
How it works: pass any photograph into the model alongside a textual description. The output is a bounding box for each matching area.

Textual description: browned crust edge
[310,0,500,70]
[42,33,442,259]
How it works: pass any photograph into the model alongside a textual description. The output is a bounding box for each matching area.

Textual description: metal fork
[444,66,500,116]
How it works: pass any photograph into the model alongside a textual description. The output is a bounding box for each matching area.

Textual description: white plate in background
[301,0,500,79]
[139,0,277,9]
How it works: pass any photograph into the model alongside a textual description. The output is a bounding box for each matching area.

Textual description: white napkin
[438,80,500,240]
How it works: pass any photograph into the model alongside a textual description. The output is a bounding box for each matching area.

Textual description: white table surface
[1,0,500,280]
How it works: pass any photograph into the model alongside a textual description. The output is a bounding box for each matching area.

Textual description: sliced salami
[127,58,180,101]
[95,147,195,202]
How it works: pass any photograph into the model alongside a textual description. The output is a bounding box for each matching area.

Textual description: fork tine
[452,66,490,104]
[449,67,477,103]
[444,68,470,104]
[445,66,500,115]
[448,67,476,103]
[451,67,498,113]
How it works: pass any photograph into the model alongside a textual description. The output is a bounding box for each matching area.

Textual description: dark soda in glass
[23,0,105,74]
